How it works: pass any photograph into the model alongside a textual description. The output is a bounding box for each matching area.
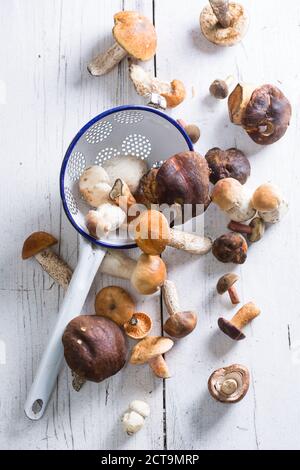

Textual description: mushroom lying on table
[200,0,249,46]
[205,148,250,185]
[211,178,255,222]
[209,76,233,99]
[162,280,197,338]
[216,273,240,305]
[251,183,288,223]
[228,83,292,145]
[130,336,174,379]
[228,217,265,242]
[212,232,248,264]
[218,302,261,340]
[122,400,150,436]
[88,11,157,76]
[208,364,250,403]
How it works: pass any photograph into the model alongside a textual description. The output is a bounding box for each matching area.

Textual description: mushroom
[85,203,126,238]
[101,251,167,295]
[134,210,212,256]
[216,273,240,305]
[122,400,150,436]
[147,93,167,110]
[208,364,250,403]
[251,183,288,223]
[124,313,153,340]
[134,169,159,208]
[218,302,261,340]
[88,11,157,76]
[62,315,127,382]
[228,217,265,242]
[162,280,197,338]
[155,151,211,212]
[205,148,250,185]
[22,232,72,290]
[200,1,249,46]
[209,76,234,99]
[109,178,141,222]
[103,155,148,194]
[130,336,174,379]
[177,119,201,144]
[211,178,255,222]
[79,166,111,207]
[228,83,292,145]
[129,63,186,108]
[212,232,248,264]
[95,286,135,326]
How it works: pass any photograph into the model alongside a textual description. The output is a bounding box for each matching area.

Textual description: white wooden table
[1,0,300,450]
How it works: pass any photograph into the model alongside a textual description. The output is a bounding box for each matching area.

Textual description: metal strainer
[24,105,193,419]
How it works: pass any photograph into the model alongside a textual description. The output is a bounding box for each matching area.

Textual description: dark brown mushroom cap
[208,364,250,403]
[22,231,57,259]
[163,311,197,339]
[218,317,245,340]
[62,315,127,383]
[242,84,292,145]
[155,151,211,211]
[209,80,229,99]
[205,147,251,185]
[217,273,239,294]
[134,169,159,207]
[212,233,248,264]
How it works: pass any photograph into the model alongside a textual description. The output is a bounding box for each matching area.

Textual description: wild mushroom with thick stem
[208,364,250,403]
[134,210,212,256]
[211,178,255,222]
[228,217,265,242]
[217,273,240,305]
[212,232,248,264]
[209,76,234,99]
[130,336,174,379]
[251,183,288,223]
[177,119,201,144]
[200,1,249,46]
[218,302,261,340]
[162,280,197,338]
[205,148,250,185]
[88,11,157,76]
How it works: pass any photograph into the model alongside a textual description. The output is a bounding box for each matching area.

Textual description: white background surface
[0,0,300,450]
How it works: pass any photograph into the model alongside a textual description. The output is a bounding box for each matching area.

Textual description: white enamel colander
[24,105,193,419]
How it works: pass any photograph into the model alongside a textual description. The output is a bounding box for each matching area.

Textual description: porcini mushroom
[251,183,288,223]
[22,232,72,290]
[212,232,248,264]
[177,119,201,144]
[228,217,265,242]
[228,83,292,145]
[130,336,174,379]
[200,1,249,46]
[88,11,157,76]
[124,312,153,340]
[162,280,197,338]
[211,178,255,222]
[109,178,140,222]
[218,302,261,340]
[205,148,250,185]
[79,166,111,207]
[95,286,135,326]
[122,400,150,436]
[134,210,212,256]
[134,169,159,208]
[103,155,148,194]
[62,315,127,382]
[217,273,240,305]
[86,203,126,238]
[129,63,186,108]
[209,76,234,99]
[208,364,250,403]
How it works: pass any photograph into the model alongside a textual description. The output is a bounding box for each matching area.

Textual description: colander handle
[24,239,106,420]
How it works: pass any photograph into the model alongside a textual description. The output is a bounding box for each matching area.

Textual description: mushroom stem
[162,280,181,316]
[168,229,212,255]
[148,355,171,379]
[228,285,240,305]
[228,220,252,235]
[221,378,238,395]
[228,83,256,125]
[88,42,127,76]
[231,302,261,330]
[209,0,232,28]
[100,250,137,280]
[34,250,72,291]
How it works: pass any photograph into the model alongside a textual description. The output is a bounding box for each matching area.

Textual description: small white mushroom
[86,203,126,238]
[103,155,148,194]
[211,178,255,222]
[129,400,150,418]
[122,400,150,436]
[251,183,288,224]
[79,166,111,207]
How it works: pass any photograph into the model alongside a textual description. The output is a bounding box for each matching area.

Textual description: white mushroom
[85,203,126,238]
[122,401,150,436]
[79,166,111,207]
[129,400,150,418]
[251,183,288,224]
[211,178,255,222]
[103,155,148,194]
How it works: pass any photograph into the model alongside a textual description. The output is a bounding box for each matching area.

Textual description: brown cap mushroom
[205,147,250,185]
[62,315,127,382]
[124,312,153,340]
[208,364,250,403]
[134,169,159,207]
[200,1,249,47]
[218,302,260,340]
[162,280,197,338]
[217,273,240,304]
[211,178,255,222]
[212,232,248,264]
[209,76,233,99]
[95,286,135,326]
[251,183,288,223]
[177,119,201,144]
[130,336,174,378]
[88,11,157,76]
[228,218,265,242]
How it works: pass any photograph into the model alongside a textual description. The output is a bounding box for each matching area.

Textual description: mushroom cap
[134,169,159,207]
[211,177,244,211]
[217,273,239,294]
[130,336,174,365]
[161,80,186,108]
[134,210,171,255]
[124,312,153,339]
[212,232,248,264]
[206,148,251,185]
[248,217,265,242]
[242,85,292,145]
[62,315,127,383]
[218,317,245,340]
[200,3,249,46]
[22,231,57,259]
[131,254,167,295]
[209,79,229,99]
[251,183,282,212]
[113,11,157,61]
[184,124,201,144]
[95,286,135,326]
[208,364,250,403]
[163,311,197,339]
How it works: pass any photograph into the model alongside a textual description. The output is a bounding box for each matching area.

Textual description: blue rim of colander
[60,105,194,249]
